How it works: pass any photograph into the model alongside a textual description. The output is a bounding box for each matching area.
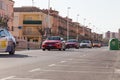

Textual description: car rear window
[81,40,90,43]
[68,39,77,42]
[47,36,61,40]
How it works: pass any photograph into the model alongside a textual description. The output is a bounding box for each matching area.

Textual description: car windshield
[81,40,90,43]
[67,39,77,42]
[93,41,100,43]
[47,36,61,40]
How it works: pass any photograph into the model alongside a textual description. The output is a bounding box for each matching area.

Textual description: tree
[0,15,9,29]
[38,28,45,48]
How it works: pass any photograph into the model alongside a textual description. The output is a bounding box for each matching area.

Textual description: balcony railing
[23,20,42,24]
[23,31,40,36]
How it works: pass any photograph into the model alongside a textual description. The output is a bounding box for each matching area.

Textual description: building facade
[13,7,49,42]
[13,7,103,43]
[0,0,14,30]
[105,31,119,40]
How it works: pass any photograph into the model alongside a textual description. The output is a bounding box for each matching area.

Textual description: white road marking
[29,68,41,72]
[0,76,15,80]
[60,61,67,63]
[12,77,50,80]
[52,64,113,69]
[38,69,112,74]
[48,64,56,67]
[115,69,120,73]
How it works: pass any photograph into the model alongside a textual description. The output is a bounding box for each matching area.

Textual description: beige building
[0,0,14,30]
[13,7,53,42]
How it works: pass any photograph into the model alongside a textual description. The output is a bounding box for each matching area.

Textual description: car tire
[42,49,45,51]
[9,44,15,55]
[63,48,65,51]
[75,47,79,49]
[48,49,50,51]
[59,49,61,51]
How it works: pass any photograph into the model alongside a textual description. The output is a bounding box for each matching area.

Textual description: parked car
[92,41,102,48]
[80,40,92,48]
[42,36,66,51]
[0,28,16,55]
[65,39,79,49]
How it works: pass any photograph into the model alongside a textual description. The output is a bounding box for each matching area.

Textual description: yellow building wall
[13,12,44,42]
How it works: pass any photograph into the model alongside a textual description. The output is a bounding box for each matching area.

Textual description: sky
[13,0,120,34]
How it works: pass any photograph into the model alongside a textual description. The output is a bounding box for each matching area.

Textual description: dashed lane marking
[0,76,15,80]
[48,64,56,67]
[115,69,120,73]
[29,68,41,72]
[38,69,112,74]
[11,77,50,80]
[60,61,67,63]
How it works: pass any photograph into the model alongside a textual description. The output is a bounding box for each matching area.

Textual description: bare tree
[38,28,45,48]
[0,15,9,29]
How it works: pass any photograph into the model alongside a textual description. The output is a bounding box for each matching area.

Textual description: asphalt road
[0,47,120,80]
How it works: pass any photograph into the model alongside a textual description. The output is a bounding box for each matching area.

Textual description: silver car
[80,40,92,48]
[0,28,16,55]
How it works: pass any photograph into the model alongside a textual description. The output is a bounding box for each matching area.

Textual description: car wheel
[59,49,61,51]
[75,47,79,49]
[63,48,65,51]
[9,44,15,55]
[48,49,50,51]
[42,49,45,51]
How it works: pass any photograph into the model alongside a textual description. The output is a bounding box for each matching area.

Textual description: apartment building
[0,0,14,30]
[13,7,52,42]
[13,6,102,43]
[42,8,85,40]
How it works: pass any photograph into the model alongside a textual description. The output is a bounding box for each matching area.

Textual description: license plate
[48,44,52,46]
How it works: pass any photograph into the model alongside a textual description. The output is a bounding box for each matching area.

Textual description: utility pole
[67,7,70,41]
[47,0,51,37]
[83,18,86,36]
[76,14,79,41]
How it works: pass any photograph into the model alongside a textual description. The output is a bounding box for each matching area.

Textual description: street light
[32,0,34,6]
[67,7,71,41]
[83,18,86,36]
[76,14,79,40]
[47,0,51,37]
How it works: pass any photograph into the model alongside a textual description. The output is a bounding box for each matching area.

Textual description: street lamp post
[83,18,86,36]
[76,14,79,41]
[32,0,34,6]
[67,7,70,41]
[47,0,51,37]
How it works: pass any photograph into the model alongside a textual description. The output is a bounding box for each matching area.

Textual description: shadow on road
[0,54,30,58]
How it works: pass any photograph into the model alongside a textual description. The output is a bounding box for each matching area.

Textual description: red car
[92,41,102,48]
[65,39,79,49]
[42,36,66,51]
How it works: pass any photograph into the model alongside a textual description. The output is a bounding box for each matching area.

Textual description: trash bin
[109,38,120,50]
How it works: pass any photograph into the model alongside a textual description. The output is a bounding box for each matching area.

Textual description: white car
[0,28,16,55]
[80,40,92,48]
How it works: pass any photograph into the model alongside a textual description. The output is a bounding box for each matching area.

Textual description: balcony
[23,20,42,24]
[23,31,40,36]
